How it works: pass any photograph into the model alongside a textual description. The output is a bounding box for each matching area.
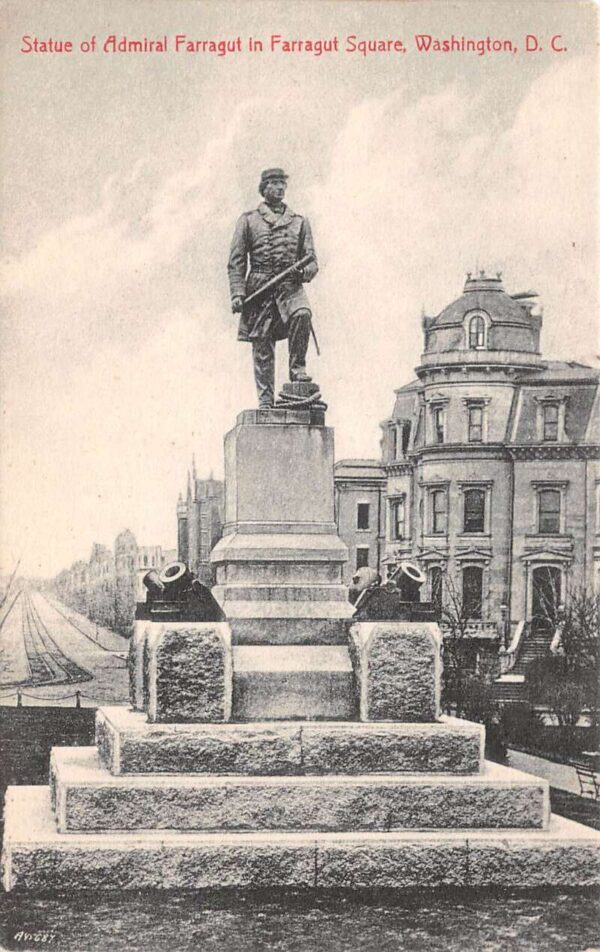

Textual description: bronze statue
[228,169,319,408]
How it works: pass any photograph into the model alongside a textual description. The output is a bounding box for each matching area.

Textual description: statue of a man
[228,168,319,408]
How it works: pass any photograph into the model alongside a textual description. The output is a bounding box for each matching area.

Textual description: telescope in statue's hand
[243,253,316,306]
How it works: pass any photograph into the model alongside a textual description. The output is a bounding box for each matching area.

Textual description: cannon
[351,560,438,622]
[135,561,225,623]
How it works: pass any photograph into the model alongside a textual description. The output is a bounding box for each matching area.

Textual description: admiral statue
[227,168,319,408]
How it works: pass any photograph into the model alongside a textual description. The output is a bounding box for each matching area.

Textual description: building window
[357,503,370,531]
[401,422,411,455]
[468,315,486,349]
[468,405,483,443]
[432,406,445,444]
[430,565,443,614]
[542,403,559,442]
[464,489,485,533]
[431,489,447,535]
[356,546,370,569]
[538,489,561,534]
[389,425,397,460]
[462,565,483,619]
[389,497,406,540]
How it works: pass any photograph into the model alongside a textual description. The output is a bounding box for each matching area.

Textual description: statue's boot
[288,309,311,382]
[252,340,275,407]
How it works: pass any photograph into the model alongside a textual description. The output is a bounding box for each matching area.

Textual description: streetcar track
[38,591,128,655]
[29,594,94,683]
[18,591,93,687]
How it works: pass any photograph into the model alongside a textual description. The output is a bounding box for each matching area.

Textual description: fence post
[16,689,22,707]
[75,690,81,709]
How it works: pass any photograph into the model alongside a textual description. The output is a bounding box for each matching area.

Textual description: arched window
[462,565,483,619]
[468,315,486,349]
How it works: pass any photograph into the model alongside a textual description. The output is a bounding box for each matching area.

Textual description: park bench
[573,761,600,800]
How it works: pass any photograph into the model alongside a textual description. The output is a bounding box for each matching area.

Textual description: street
[0,590,129,707]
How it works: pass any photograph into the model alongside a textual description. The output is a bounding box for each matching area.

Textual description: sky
[0,0,598,577]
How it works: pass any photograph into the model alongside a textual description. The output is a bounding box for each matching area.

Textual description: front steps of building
[3,702,600,892]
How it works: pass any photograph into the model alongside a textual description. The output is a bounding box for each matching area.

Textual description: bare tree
[437,568,499,720]
[528,588,599,752]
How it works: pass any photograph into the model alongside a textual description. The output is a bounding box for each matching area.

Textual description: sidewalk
[506,747,580,795]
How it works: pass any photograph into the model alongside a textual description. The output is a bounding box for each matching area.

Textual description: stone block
[5,789,599,892]
[465,821,600,887]
[220,417,336,531]
[51,748,548,833]
[350,622,442,721]
[315,834,468,888]
[211,536,352,623]
[232,646,356,720]
[300,717,484,775]
[128,621,149,711]
[144,623,232,723]
[2,788,315,892]
[96,707,302,776]
[229,616,350,646]
[95,707,483,776]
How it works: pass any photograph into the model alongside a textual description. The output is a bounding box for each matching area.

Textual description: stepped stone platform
[95,707,485,775]
[50,747,547,833]
[3,407,600,893]
[4,788,600,892]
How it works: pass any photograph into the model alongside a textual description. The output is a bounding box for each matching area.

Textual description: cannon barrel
[142,570,166,598]
[159,561,193,597]
[396,561,426,603]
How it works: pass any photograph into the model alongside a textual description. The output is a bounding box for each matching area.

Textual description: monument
[2,174,600,892]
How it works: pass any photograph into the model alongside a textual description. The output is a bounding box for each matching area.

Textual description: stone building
[335,272,600,643]
[334,459,386,577]
[177,459,224,584]
[54,532,177,635]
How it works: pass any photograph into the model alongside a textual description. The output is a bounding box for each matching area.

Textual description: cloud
[1,55,597,575]
[308,56,597,456]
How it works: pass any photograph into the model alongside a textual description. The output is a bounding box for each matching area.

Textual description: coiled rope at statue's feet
[275,388,328,411]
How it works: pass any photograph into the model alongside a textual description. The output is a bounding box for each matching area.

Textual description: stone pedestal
[128,621,233,723]
[211,409,353,648]
[210,407,354,720]
[350,622,441,722]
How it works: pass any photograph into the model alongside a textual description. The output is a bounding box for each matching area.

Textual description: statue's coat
[228,202,318,342]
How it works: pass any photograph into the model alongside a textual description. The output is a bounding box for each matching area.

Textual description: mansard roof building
[335,272,600,641]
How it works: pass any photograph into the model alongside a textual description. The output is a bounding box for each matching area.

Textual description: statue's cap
[260,168,288,187]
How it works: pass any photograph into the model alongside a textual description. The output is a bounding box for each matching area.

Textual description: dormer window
[389,425,398,460]
[535,395,566,443]
[468,314,486,349]
[543,403,559,442]
[401,422,411,455]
